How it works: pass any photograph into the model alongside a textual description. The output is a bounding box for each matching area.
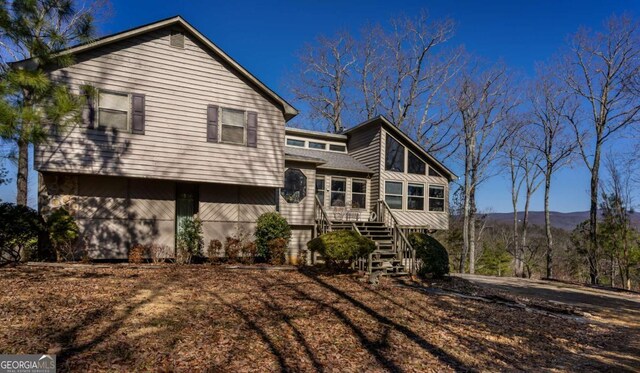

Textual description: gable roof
[343,116,457,181]
[16,15,298,121]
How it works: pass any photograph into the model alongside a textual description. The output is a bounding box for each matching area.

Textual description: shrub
[207,239,223,263]
[147,243,167,264]
[255,212,291,261]
[307,230,376,268]
[128,244,146,264]
[267,238,288,265]
[0,203,45,264]
[409,232,449,278]
[176,217,203,264]
[241,241,258,264]
[224,236,242,263]
[47,208,80,262]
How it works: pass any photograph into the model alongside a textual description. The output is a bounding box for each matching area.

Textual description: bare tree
[561,14,640,284]
[292,33,356,133]
[291,11,464,157]
[502,134,525,276]
[528,67,578,278]
[451,63,520,274]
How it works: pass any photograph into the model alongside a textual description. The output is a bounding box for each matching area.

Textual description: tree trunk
[520,186,533,278]
[544,168,553,278]
[468,189,476,274]
[588,144,601,285]
[16,140,29,206]
[460,138,474,273]
[512,200,521,277]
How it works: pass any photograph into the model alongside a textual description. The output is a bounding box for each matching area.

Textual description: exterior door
[175,183,199,249]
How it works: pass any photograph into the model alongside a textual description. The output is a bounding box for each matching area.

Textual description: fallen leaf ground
[0,265,637,372]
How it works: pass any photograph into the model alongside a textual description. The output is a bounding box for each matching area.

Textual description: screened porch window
[330,178,346,207]
[221,108,246,144]
[385,181,403,209]
[385,135,405,172]
[407,183,425,211]
[315,177,325,206]
[429,185,445,212]
[98,91,129,130]
[351,179,366,209]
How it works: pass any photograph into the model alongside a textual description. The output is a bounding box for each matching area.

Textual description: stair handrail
[378,199,417,274]
[315,195,332,234]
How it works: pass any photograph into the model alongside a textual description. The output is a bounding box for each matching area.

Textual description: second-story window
[385,135,405,172]
[98,91,129,130]
[408,151,426,174]
[221,108,246,144]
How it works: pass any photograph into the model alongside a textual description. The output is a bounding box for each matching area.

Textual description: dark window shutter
[131,94,145,134]
[207,105,219,142]
[83,93,96,128]
[247,111,257,148]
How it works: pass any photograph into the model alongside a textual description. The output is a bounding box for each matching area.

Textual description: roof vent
[170,31,184,49]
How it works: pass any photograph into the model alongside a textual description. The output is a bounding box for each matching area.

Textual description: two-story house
[34,16,455,273]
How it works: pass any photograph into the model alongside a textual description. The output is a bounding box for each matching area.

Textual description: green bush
[307,230,376,267]
[176,217,203,264]
[47,208,80,261]
[0,202,44,264]
[255,212,291,261]
[409,232,449,278]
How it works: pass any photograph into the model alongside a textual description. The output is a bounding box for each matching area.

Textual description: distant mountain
[484,211,640,231]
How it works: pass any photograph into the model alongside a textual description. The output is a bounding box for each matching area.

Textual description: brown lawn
[0,265,637,372]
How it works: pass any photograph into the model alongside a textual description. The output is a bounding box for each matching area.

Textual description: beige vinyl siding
[347,123,381,210]
[199,183,276,245]
[279,161,316,226]
[379,130,449,230]
[36,26,285,188]
[39,173,176,259]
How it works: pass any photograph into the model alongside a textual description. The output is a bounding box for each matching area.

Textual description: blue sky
[1,0,638,212]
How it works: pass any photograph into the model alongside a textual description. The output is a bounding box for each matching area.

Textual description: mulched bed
[0,265,637,372]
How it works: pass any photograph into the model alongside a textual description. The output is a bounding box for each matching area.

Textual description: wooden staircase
[331,221,409,276]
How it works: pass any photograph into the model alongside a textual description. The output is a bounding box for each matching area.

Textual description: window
[385,135,405,172]
[286,138,305,147]
[98,91,129,130]
[329,144,346,152]
[330,178,346,207]
[281,169,307,203]
[309,141,326,150]
[315,177,325,206]
[221,108,245,144]
[428,167,442,177]
[385,181,403,209]
[408,151,426,175]
[351,179,366,209]
[407,184,425,211]
[429,185,445,212]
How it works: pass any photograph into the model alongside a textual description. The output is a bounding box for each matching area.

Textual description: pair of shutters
[207,105,257,148]
[84,92,145,135]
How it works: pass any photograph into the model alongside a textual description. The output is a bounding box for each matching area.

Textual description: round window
[281,168,307,203]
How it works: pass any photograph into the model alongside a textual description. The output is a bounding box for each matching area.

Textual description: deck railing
[376,200,417,274]
[314,195,332,236]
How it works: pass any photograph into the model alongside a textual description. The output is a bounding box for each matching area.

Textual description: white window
[429,185,445,212]
[407,183,425,211]
[221,108,246,144]
[351,179,366,209]
[287,138,305,147]
[316,176,325,206]
[309,141,326,150]
[98,91,129,130]
[330,177,346,207]
[385,181,403,210]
